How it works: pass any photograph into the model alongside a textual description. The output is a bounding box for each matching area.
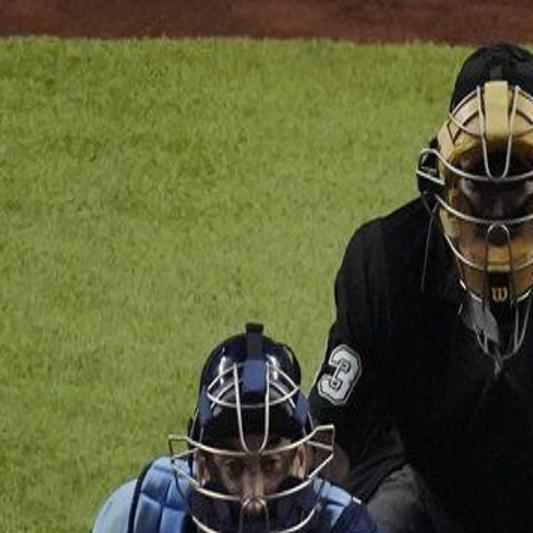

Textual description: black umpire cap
[450,42,533,111]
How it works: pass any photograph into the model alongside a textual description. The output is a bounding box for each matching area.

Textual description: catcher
[92,323,379,533]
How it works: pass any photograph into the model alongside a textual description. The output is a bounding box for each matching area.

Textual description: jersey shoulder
[344,198,428,274]
[315,479,378,533]
[338,197,431,320]
[92,457,191,533]
[92,479,136,533]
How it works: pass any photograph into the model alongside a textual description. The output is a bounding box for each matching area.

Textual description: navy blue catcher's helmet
[188,322,313,447]
[168,323,335,533]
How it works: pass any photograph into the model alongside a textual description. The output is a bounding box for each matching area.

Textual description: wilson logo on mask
[491,286,509,302]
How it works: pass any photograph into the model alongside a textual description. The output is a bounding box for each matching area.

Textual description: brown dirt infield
[1,1,532,44]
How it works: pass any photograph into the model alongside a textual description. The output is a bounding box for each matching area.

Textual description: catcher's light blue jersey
[93,457,379,533]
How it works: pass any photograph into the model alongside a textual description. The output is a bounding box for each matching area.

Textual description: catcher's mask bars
[169,324,335,533]
[417,79,533,365]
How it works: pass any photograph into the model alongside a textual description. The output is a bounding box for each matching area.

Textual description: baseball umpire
[93,324,379,533]
[309,43,533,533]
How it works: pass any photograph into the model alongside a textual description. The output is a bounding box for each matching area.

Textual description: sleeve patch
[317,345,362,406]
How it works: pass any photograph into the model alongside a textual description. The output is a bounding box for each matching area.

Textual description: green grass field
[1,37,470,532]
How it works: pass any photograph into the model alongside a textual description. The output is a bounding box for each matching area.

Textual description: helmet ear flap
[417,138,439,186]
[417,137,442,206]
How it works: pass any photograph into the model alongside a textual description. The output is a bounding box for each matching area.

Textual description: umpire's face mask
[438,152,533,361]
[416,77,533,365]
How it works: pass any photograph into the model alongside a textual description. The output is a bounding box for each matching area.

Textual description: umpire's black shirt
[309,198,533,533]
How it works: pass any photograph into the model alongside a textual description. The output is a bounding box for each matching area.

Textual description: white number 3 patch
[317,345,362,405]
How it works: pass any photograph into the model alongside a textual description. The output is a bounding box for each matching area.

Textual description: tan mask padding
[435,82,533,180]
[439,208,459,239]
[459,261,533,300]
[484,81,510,142]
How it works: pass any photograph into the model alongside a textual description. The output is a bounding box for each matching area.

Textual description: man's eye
[223,460,243,479]
[261,456,283,475]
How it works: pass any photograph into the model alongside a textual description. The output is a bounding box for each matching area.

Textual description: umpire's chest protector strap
[128,457,190,533]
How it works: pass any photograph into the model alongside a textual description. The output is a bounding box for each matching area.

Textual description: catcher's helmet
[169,323,334,533]
[417,43,533,365]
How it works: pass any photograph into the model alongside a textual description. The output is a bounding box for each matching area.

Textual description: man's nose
[241,466,266,512]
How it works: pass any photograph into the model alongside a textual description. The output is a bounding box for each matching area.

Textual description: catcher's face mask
[418,81,533,364]
[198,434,306,507]
[169,325,334,533]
